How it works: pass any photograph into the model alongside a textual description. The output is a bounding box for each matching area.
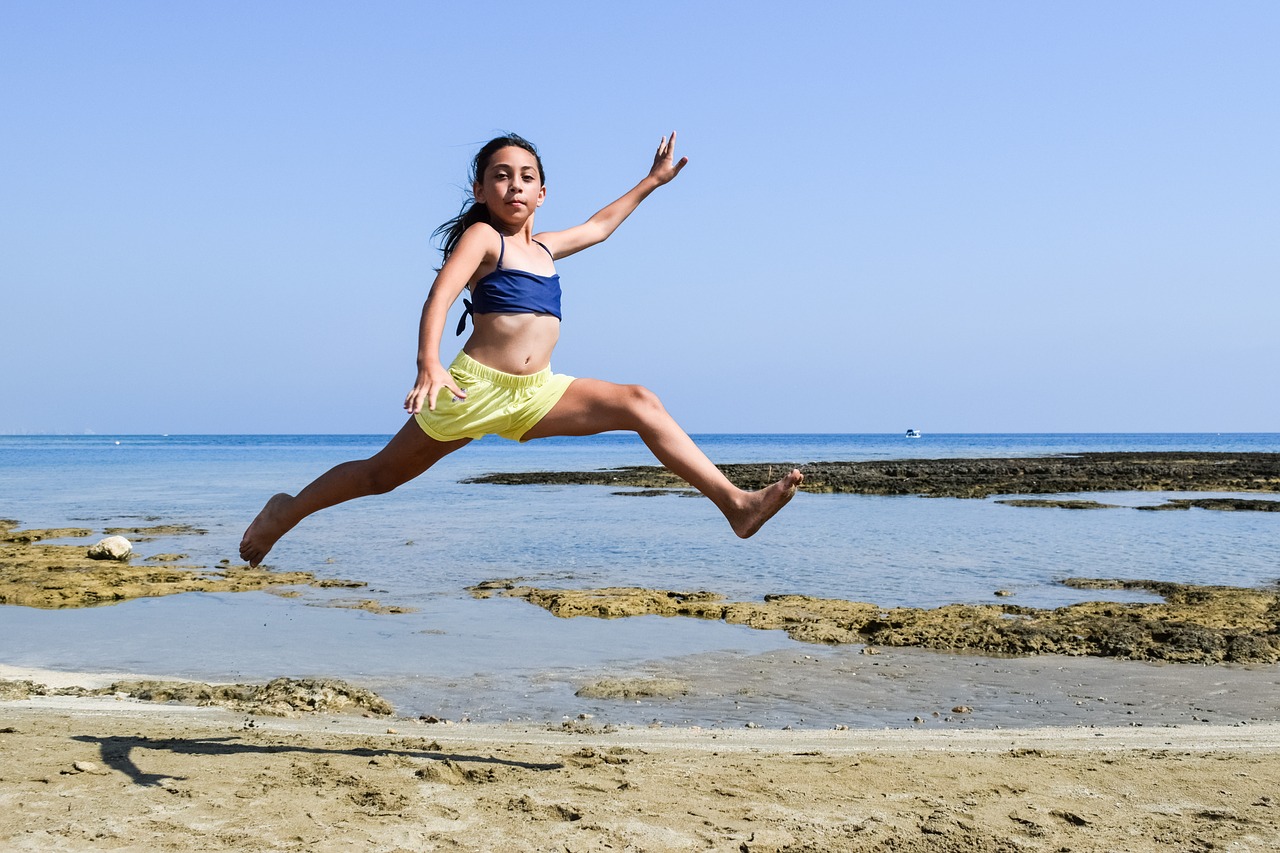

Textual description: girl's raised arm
[403,224,493,414]
[537,132,688,259]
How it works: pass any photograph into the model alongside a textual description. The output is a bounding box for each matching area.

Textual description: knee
[618,384,666,424]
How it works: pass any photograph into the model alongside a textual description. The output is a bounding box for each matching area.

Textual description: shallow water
[2,432,1277,725]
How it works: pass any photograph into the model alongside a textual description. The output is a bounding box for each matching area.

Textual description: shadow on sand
[72,733,563,787]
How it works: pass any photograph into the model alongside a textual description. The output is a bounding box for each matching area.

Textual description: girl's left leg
[521,379,802,538]
[239,417,471,566]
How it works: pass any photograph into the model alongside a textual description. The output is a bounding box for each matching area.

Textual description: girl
[240,132,802,567]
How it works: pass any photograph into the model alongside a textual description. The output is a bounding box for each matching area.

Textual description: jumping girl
[240,132,802,567]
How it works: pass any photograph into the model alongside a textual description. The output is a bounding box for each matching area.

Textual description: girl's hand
[404,365,466,415]
[648,131,689,186]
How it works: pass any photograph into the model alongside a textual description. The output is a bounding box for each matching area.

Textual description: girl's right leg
[239,418,470,566]
[521,379,802,538]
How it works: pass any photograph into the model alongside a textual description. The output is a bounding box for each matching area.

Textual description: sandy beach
[3,685,1279,852]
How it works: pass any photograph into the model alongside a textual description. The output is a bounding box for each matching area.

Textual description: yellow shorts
[414,351,575,442]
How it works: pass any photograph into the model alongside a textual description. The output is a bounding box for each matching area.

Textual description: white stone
[87,535,132,561]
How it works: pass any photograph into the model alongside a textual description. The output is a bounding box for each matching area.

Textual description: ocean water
[2,432,1277,725]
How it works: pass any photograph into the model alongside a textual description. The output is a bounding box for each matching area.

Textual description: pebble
[72,761,99,774]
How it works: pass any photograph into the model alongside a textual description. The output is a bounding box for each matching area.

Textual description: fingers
[656,131,677,159]
[416,379,466,413]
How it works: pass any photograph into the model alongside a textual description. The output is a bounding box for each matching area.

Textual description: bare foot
[239,493,296,567]
[729,469,804,538]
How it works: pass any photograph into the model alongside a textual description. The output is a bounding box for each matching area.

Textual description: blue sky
[3,2,1277,434]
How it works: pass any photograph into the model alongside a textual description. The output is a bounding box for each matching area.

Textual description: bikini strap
[533,239,554,260]
[456,298,472,336]
[495,232,505,269]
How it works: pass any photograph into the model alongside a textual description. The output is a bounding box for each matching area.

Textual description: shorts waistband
[452,350,553,389]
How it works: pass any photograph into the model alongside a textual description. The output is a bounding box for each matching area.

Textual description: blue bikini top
[456,234,562,335]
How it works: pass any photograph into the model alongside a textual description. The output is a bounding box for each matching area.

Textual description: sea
[2,432,1277,726]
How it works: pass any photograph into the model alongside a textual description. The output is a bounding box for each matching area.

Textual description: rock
[462,451,1280,499]
[87,536,132,561]
[575,677,689,700]
[72,761,100,773]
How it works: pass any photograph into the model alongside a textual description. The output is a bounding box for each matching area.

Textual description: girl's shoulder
[455,221,502,255]
[462,220,500,240]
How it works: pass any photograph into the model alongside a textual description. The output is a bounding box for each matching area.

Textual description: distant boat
[905,429,921,439]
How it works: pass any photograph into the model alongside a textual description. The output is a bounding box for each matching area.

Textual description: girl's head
[435,133,545,259]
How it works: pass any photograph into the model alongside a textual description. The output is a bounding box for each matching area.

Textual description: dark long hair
[434,134,545,261]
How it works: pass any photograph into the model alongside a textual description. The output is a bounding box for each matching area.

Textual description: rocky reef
[463,451,1280,499]
[1,676,392,716]
[469,578,1280,665]
[0,519,369,609]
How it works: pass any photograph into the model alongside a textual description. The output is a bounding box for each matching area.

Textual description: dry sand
[3,686,1280,852]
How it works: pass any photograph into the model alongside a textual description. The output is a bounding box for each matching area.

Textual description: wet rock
[996,499,1120,510]
[0,521,93,543]
[2,518,371,609]
[61,677,393,717]
[102,524,206,541]
[463,452,1280,499]
[87,536,132,561]
[251,677,393,716]
[0,680,44,700]
[575,678,690,700]
[482,578,1280,665]
[1136,498,1280,512]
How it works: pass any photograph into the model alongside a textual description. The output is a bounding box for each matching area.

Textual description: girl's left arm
[537,132,688,259]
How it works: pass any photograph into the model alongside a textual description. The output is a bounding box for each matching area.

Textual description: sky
[2,1,1277,435]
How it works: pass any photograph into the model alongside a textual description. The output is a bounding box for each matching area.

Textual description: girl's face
[474,146,545,224]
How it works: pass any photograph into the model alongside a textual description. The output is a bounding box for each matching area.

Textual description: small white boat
[905,429,921,439]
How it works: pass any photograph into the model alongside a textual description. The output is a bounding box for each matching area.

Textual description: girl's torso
[461,233,562,376]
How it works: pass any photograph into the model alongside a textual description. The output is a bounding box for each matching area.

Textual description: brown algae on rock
[463,451,1280,499]
[0,519,366,609]
[995,499,1122,510]
[2,676,392,716]
[102,523,208,541]
[474,579,1280,665]
[575,677,691,699]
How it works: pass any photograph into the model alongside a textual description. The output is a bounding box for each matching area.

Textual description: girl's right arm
[403,224,494,415]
